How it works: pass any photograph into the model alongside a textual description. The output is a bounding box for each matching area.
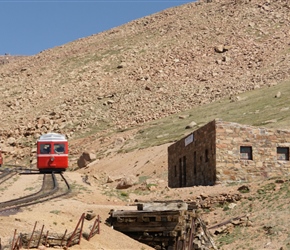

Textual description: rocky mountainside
[1,0,290,165]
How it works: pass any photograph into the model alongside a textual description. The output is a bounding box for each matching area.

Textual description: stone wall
[168,120,216,188]
[168,119,290,188]
[215,120,290,182]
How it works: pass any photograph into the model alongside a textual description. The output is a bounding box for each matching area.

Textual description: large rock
[77,152,97,168]
[116,175,138,189]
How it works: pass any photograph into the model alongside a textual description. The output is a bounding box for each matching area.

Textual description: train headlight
[50,157,54,162]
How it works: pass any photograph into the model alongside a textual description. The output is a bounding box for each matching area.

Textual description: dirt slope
[1,144,289,249]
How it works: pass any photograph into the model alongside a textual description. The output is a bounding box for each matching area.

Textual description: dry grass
[111,79,290,154]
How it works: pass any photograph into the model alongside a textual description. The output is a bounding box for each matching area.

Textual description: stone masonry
[168,119,290,188]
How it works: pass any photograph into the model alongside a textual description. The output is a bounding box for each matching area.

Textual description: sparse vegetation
[138,175,150,184]
[146,183,157,189]
[102,189,130,201]
[69,181,91,194]
[24,186,35,191]
[50,210,61,215]
[217,226,242,247]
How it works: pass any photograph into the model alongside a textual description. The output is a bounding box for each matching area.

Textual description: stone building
[168,119,290,188]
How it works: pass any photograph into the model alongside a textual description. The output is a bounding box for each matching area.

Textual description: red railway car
[37,133,68,172]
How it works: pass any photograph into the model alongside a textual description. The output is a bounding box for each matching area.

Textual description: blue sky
[0,0,194,56]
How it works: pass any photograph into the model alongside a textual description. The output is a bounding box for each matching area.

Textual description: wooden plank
[127,234,175,244]
[112,215,191,225]
[113,221,183,233]
[140,202,188,211]
[111,210,184,217]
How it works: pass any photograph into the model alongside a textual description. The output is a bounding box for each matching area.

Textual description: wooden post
[37,225,45,248]
[66,213,85,247]
[60,229,67,247]
[87,215,101,241]
[44,230,49,247]
[11,229,17,250]
[27,221,37,249]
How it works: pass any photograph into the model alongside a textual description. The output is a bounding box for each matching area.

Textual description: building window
[205,149,209,162]
[277,147,289,161]
[193,151,197,175]
[183,156,186,169]
[179,156,187,187]
[240,146,253,160]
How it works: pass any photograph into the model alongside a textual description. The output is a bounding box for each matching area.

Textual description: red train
[37,133,69,172]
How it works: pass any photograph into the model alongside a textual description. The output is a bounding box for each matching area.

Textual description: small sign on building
[184,134,194,146]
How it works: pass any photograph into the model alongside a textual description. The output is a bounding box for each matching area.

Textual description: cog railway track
[0,168,18,184]
[0,170,71,215]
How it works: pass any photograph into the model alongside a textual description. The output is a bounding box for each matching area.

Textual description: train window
[54,143,65,154]
[40,144,51,154]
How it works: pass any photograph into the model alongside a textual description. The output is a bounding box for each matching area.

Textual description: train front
[37,133,69,172]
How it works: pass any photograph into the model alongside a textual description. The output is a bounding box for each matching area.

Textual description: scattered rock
[275,91,281,98]
[185,121,197,129]
[116,176,138,189]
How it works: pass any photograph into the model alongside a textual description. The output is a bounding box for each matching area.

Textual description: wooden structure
[108,202,216,250]
[10,213,100,249]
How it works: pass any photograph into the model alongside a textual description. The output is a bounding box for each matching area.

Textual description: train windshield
[40,144,51,154]
[54,143,65,154]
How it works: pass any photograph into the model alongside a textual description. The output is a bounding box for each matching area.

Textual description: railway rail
[0,168,18,184]
[0,171,71,215]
